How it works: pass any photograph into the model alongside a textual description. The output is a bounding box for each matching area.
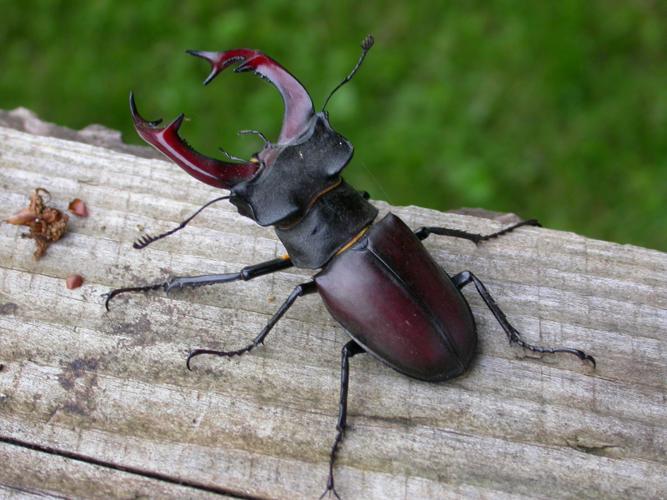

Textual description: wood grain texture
[0,125,665,499]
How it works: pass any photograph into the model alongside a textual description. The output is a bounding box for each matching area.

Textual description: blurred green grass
[1,1,665,250]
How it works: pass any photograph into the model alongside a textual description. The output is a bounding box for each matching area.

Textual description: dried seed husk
[6,188,70,259]
[66,274,84,289]
[68,198,89,217]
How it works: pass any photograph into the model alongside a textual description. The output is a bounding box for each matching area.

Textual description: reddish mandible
[106,36,595,499]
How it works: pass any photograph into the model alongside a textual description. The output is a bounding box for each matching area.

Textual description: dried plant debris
[66,274,84,289]
[68,198,89,217]
[5,188,69,259]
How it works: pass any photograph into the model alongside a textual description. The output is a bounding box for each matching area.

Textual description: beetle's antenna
[218,146,248,163]
[322,35,374,112]
[239,129,272,146]
[133,195,230,249]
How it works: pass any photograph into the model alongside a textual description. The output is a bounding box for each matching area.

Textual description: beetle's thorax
[229,112,351,225]
[274,180,377,268]
[229,112,377,268]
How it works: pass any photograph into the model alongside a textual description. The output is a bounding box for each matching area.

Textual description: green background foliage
[1,1,665,250]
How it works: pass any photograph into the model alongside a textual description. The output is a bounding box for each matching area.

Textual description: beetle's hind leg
[104,256,293,311]
[415,219,540,245]
[451,271,596,367]
[321,340,365,500]
[186,281,317,370]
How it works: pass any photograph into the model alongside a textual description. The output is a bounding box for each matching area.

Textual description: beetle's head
[130,37,373,193]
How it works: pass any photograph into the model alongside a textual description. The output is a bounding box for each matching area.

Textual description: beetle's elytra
[107,36,595,499]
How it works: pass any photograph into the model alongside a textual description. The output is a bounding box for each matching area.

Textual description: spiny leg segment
[320,340,365,500]
[104,257,292,311]
[451,271,595,367]
[186,281,317,369]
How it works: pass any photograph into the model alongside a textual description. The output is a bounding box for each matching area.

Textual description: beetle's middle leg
[321,340,365,500]
[451,271,596,367]
[104,256,293,311]
[415,218,540,245]
[186,281,317,369]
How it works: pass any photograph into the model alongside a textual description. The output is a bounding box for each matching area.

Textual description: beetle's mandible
[106,35,595,499]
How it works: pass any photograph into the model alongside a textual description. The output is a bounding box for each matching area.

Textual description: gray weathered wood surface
[0,124,666,499]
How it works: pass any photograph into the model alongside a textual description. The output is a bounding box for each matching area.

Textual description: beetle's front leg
[104,257,292,311]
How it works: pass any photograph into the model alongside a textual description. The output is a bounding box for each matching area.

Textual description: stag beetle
[106,36,595,498]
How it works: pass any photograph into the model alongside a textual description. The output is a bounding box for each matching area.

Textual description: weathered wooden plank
[0,125,666,499]
[0,440,231,499]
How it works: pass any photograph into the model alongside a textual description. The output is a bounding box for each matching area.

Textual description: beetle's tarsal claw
[561,348,596,368]
[582,352,596,369]
[186,352,196,371]
[101,293,112,312]
[319,486,341,500]
[186,348,225,370]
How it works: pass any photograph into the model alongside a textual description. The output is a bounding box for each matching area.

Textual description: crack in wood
[0,435,267,500]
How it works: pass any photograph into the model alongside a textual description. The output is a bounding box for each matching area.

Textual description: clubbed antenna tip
[132,195,230,250]
[362,34,374,51]
[322,34,375,112]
